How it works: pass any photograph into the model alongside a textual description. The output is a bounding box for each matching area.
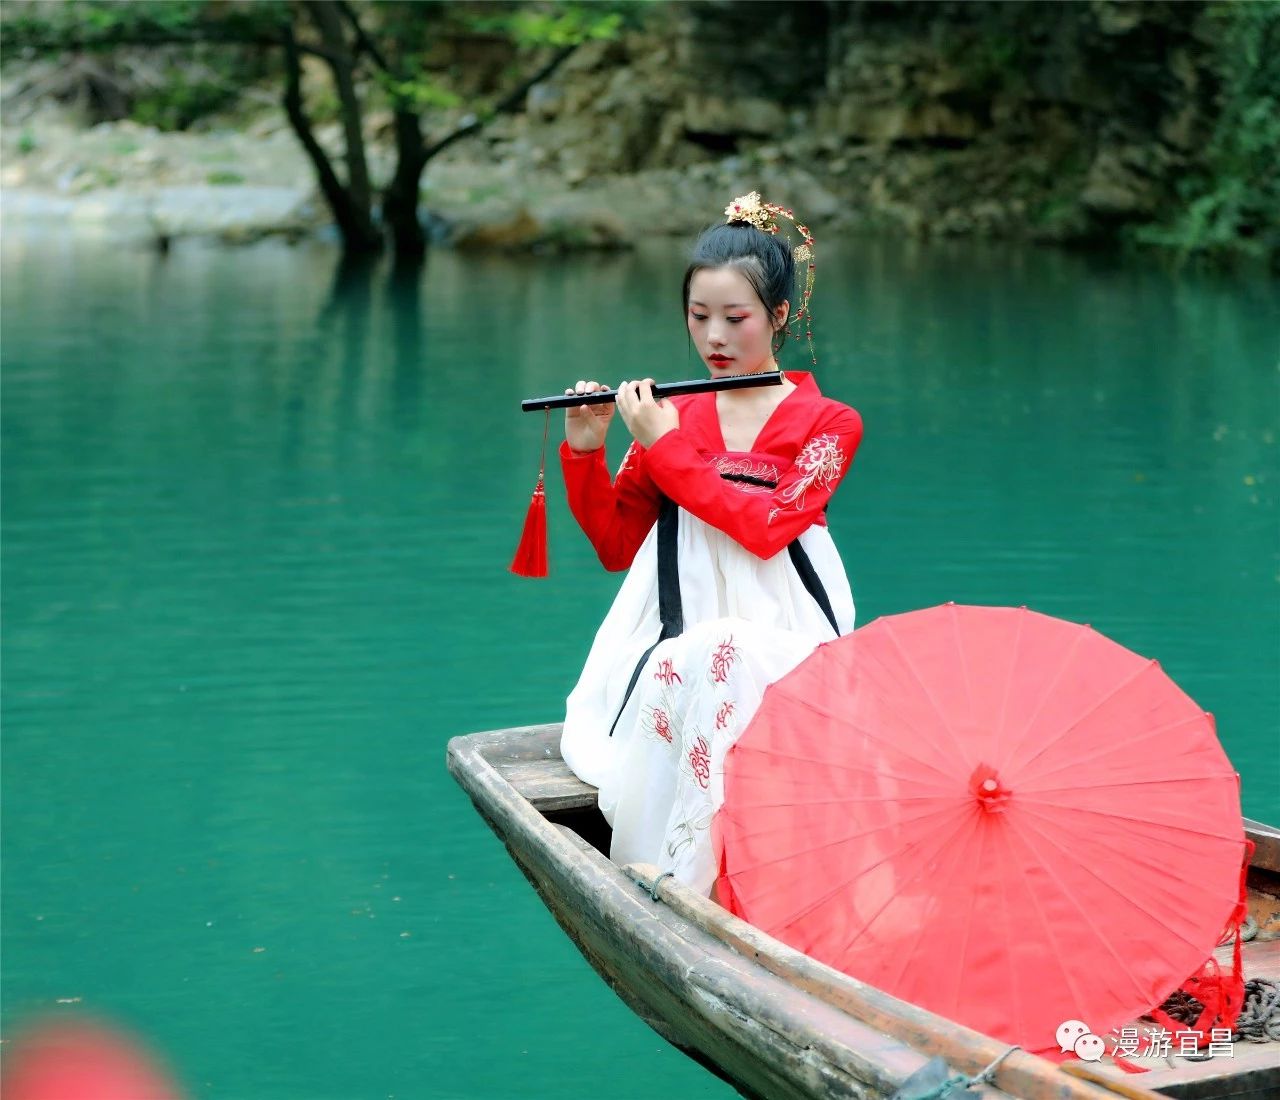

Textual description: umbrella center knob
[969,765,1011,813]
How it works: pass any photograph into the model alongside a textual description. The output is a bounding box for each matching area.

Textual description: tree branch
[420,42,578,162]
[281,24,379,253]
[334,0,393,76]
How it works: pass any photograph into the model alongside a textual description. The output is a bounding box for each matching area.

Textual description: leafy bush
[1133,1,1280,267]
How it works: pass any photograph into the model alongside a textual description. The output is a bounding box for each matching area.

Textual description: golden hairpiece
[724,191,817,365]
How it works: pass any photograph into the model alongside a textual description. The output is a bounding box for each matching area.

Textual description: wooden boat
[447,722,1280,1100]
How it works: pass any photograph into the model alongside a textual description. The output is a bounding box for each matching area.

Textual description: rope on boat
[1155,974,1280,1046]
[1234,978,1280,1043]
[889,1045,1021,1100]
[648,871,675,901]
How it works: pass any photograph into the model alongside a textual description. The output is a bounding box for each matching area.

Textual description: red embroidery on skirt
[688,736,711,789]
[654,658,682,686]
[709,636,738,684]
[715,701,736,729]
[641,704,674,743]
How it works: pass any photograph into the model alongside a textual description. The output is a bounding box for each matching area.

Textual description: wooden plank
[495,758,597,812]
[461,721,564,764]
[1243,820,1280,876]
[463,723,598,811]
[449,728,1277,1100]
[447,732,959,1099]
[624,862,1164,1100]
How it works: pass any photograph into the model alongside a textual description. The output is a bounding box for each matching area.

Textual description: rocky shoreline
[0,2,1261,258]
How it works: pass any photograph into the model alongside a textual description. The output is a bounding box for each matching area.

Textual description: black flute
[521,371,783,412]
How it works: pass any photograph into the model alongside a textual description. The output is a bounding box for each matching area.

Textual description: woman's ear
[773,300,791,331]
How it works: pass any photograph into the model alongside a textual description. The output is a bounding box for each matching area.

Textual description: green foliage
[205,170,245,185]
[1133,1,1280,266]
[17,129,38,154]
[133,73,225,128]
[377,73,464,113]
[0,0,290,55]
[492,6,623,48]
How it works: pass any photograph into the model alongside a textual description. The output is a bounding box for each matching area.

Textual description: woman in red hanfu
[558,193,862,899]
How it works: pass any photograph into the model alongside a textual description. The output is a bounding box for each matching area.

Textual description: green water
[2,231,1277,1100]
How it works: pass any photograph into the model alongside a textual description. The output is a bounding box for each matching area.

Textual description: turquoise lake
[2,229,1277,1099]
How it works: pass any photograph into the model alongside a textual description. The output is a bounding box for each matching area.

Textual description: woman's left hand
[615,379,679,448]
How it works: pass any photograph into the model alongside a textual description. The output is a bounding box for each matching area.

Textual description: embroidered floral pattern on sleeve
[769,432,846,523]
[712,456,781,493]
[616,441,639,478]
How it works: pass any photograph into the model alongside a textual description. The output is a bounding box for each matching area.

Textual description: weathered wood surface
[448,725,1169,1100]
[448,729,952,1099]
[1242,819,1280,877]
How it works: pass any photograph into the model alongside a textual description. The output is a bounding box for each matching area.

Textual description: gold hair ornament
[724,191,817,365]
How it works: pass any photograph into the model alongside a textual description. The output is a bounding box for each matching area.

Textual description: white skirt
[561,510,855,897]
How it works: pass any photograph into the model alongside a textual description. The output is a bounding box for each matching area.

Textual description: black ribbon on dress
[606,474,839,737]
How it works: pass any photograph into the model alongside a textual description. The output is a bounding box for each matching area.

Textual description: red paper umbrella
[715,604,1247,1057]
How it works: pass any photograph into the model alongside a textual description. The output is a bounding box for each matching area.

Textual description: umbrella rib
[1010,657,1158,777]
[733,698,961,788]
[991,817,1028,1040]
[728,742,958,794]
[1000,815,1096,1029]
[947,813,986,1018]
[728,800,965,878]
[722,800,962,847]
[869,809,985,1001]
[728,803,969,921]
[876,621,972,764]
[767,809,967,940]
[1031,774,1238,797]
[723,793,959,817]
[1015,807,1219,969]
[949,602,978,743]
[999,626,1090,773]
[1019,713,1216,789]
[993,606,1027,783]
[1025,797,1246,844]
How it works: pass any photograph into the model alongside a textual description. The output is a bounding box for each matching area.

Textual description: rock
[1080,143,1170,217]
[527,82,565,121]
[683,94,787,139]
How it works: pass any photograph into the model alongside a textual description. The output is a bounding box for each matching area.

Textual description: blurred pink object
[2,1018,182,1100]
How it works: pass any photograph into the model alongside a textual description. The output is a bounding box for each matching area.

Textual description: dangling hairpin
[724,191,817,366]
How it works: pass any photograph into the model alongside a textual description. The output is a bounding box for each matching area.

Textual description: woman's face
[687,266,789,376]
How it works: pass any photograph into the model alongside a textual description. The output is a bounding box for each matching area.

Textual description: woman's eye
[728,317,745,324]
[690,313,707,321]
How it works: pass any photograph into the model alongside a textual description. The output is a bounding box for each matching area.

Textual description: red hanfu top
[560,372,863,571]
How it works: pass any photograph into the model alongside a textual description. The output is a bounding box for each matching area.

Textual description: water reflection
[2,231,1276,1100]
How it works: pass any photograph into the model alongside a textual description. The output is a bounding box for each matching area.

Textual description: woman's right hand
[564,379,615,452]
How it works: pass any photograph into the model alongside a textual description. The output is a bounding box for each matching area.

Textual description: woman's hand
[564,379,615,452]
[616,379,679,449]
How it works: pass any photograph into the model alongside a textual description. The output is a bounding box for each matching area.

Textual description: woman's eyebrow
[689,300,751,308]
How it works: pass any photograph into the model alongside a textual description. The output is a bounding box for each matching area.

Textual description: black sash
[607,472,840,736]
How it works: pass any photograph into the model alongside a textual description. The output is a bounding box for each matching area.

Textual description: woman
[559,192,862,898]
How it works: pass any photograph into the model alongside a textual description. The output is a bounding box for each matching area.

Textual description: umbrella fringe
[1146,839,1255,1045]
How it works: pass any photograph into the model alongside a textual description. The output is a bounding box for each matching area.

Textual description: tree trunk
[305,1,375,223]
[384,109,428,261]
[281,26,381,255]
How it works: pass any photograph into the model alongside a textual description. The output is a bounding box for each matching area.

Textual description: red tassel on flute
[509,475,548,577]
[510,410,551,577]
